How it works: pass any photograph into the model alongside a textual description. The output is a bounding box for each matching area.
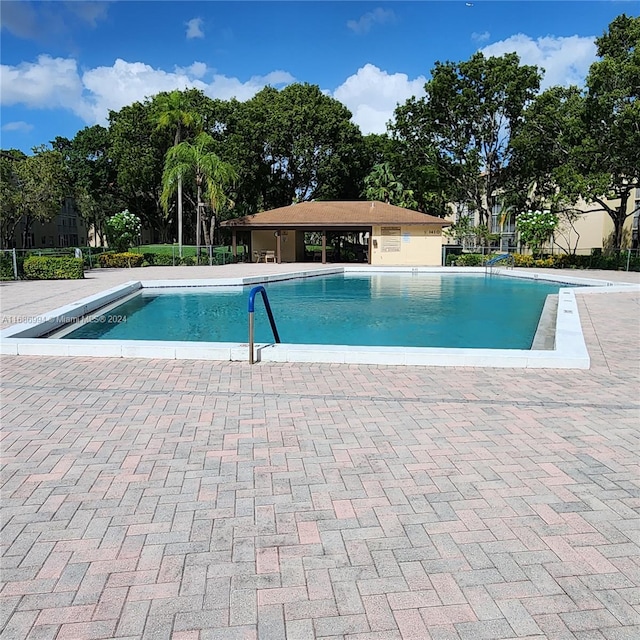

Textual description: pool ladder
[248,286,281,364]
[485,253,515,274]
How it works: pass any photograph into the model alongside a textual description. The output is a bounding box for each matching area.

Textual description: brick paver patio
[1,265,639,639]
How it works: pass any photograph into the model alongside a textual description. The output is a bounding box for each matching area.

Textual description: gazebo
[220,201,449,266]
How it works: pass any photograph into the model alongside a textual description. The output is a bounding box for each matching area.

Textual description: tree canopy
[393,52,541,229]
[0,147,68,248]
[580,14,640,248]
[2,14,637,252]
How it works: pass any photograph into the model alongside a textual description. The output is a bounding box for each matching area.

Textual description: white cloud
[333,64,426,134]
[0,55,83,110]
[174,61,208,78]
[202,70,295,101]
[186,17,204,39]
[481,34,597,89]
[472,31,490,43]
[0,56,296,125]
[1,121,34,133]
[79,59,208,122]
[347,8,396,35]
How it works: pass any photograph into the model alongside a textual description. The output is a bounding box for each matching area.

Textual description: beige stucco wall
[443,189,640,252]
[551,194,639,253]
[370,225,443,266]
[552,207,609,253]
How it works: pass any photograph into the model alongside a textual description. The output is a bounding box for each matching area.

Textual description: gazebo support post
[231,230,237,261]
[276,231,282,263]
[368,230,372,265]
[322,231,327,264]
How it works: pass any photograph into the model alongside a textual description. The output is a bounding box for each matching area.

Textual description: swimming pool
[60,273,564,350]
[3,266,628,368]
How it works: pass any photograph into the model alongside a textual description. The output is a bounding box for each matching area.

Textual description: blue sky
[1,1,637,153]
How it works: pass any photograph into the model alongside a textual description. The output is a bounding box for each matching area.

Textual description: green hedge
[98,252,145,268]
[0,254,17,279]
[23,256,84,280]
[448,251,640,271]
[448,253,487,266]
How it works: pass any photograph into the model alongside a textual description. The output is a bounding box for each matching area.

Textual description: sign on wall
[381,227,401,252]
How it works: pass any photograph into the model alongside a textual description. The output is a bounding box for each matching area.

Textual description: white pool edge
[2,267,638,368]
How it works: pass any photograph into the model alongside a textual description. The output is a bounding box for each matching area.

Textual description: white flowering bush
[516,210,558,258]
[105,209,141,253]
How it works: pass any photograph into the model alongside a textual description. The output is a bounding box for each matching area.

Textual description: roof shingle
[221,201,449,228]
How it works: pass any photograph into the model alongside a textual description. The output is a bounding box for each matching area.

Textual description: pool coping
[1,266,638,368]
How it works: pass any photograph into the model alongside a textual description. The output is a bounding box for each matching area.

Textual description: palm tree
[161,133,237,262]
[363,162,418,209]
[363,162,398,203]
[153,90,198,257]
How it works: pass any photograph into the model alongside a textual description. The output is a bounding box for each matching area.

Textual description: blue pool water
[62,274,565,349]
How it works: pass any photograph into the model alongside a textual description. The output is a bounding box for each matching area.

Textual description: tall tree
[392,52,541,229]
[7,147,69,248]
[0,150,26,248]
[509,86,586,212]
[507,85,589,253]
[109,101,170,241]
[580,14,640,249]
[362,162,417,209]
[52,125,123,246]
[248,83,364,208]
[152,90,200,256]
[161,132,237,257]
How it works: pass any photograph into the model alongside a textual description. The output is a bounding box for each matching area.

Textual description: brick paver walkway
[1,266,639,639]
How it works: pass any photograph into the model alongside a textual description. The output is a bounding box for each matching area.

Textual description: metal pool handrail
[248,285,281,364]
[485,253,515,272]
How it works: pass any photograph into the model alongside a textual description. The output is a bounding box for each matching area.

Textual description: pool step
[531,294,558,350]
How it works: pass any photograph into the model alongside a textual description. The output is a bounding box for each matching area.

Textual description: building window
[491,202,515,234]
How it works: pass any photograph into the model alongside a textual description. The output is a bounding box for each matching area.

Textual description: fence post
[626,249,631,272]
[12,248,18,280]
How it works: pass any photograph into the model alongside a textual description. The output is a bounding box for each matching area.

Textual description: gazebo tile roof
[221,201,449,228]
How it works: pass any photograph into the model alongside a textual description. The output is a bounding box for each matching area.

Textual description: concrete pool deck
[1,264,639,639]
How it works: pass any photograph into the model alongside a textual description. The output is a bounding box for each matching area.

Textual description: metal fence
[8,247,110,270]
[128,244,247,266]
[443,244,640,271]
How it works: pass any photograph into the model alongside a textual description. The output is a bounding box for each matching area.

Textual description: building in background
[443,188,640,255]
[13,197,88,249]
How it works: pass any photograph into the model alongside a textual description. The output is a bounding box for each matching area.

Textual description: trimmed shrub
[449,250,639,271]
[98,252,144,268]
[23,256,84,280]
[0,254,17,279]
[454,253,486,266]
[141,252,157,265]
[182,256,196,266]
[513,253,535,267]
[152,253,176,266]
